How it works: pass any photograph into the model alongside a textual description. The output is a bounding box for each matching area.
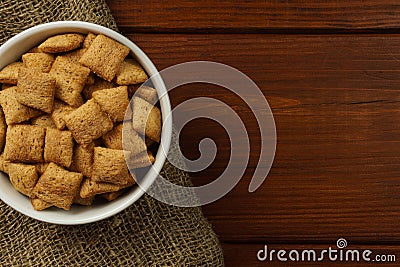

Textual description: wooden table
[107,1,400,266]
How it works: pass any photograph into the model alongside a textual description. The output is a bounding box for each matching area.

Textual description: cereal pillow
[38,34,85,53]
[79,34,130,82]
[64,99,113,145]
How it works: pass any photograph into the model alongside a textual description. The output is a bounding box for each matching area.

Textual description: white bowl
[0,21,172,224]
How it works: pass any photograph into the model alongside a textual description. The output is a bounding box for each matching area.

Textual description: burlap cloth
[0,1,224,266]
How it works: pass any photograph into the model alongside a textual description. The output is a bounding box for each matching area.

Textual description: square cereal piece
[44,129,74,168]
[59,49,86,64]
[83,33,97,48]
[148,151,155,164]
[80,174,135,198]
[38,34,84,53]
[64,99,113,145]
[100,188,129,201]
[80,178,121,198]
[0,153,11,174]
[92,147,132,185]
[116,59,148,85]
[50,56,90,107]
[131,97,161,142]
[22,53,54,73]
[129,150,155,168]
[120,121,147,156]
[92,86,129,123]
[32,162,83,210]
[0,62,23,84]
[35,163,49,175]
[4,125,45,163]
[102,123,123,150]
[82,76,114,100]
[135,85,158,104]
[69,142,94,178]
[0,108,6,153]
[30,197,52,211]
[73,190,94,206]
[0,87,43,125]
[8,163,38,197]
[28,47,42,53]
[79,34,130,82]
[51,100,75,130]
[31,114,56,129]
[16,68,55,113]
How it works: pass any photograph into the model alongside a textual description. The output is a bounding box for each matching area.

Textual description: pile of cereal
[0,33,161,211]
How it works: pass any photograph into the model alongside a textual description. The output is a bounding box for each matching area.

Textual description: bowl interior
[0,21,172,224]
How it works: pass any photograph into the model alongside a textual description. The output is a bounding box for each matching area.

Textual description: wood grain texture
[106,0,400,264]
[108,1,400,32]
[126,34,400,245]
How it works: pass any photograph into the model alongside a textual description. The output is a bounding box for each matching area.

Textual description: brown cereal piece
[116,59,148,85]
[32,163,83,210]
[83,33,97,48]
[102,123,123,150]
[22,53,54,73]
[15,68,55,113]
[102,123,147,155]
[31,114,56,129]
[80,178,121,198]
[121,122,147,156]
[82,76,114,100]
[131,97,161,142]
[4,125,45,163]
[0,62,23,84]
[50,56,90,107]
[59,49,86,64]
[80,173,135,198]
[28,47,42,53]
[1,84,13,90]
[30,197,52,211]
[92,147,132,185]
[51,100,75,130]
[135,85,158,104]
[35,163,49,175]
[148,151,155,164]
[100,188,129,201]
[79,34,130,82]
[92,86,129,123]
[129,150,154,168]
[38,34,84,53]
[69,143,94,178]
[64,99,113,145]
[8,163,38,197]
[0,108,6,152]
[0,87,43,125]
[0,153,11,174]
[73,191,94,206]
[44,129,74,168]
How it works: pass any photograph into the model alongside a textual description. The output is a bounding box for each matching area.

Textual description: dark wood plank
[108,1,400,32]
[126,33,400,244]
[222,243,399,266]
